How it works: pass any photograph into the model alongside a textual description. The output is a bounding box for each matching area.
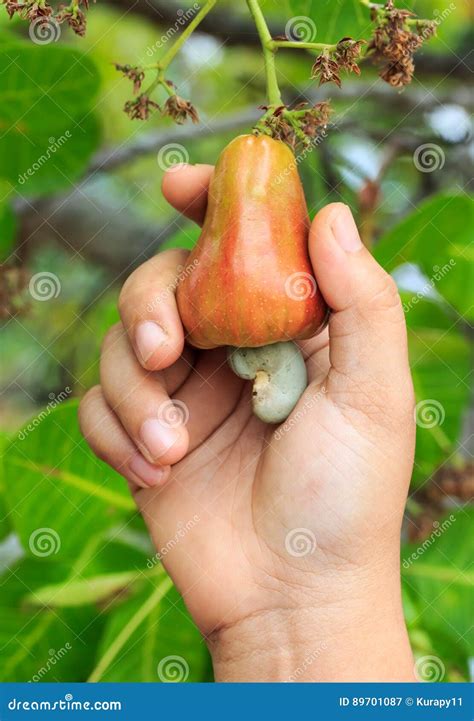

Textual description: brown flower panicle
[124,95,160,121]
[367,1,436,88]
[311,52,341,87]
[114,64,145,95]
[163,95,199,125]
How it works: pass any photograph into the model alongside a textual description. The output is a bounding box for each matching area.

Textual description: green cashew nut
[227,341,308,424]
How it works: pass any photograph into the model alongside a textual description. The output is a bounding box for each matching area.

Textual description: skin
[79,163,417,682]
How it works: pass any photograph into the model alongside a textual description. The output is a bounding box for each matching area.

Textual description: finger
[78,386,171,491]
[118,249,190,371]
[100,324,189,466]
[162,164,214,225]
[308,203,412,405]
[174,347,245,451]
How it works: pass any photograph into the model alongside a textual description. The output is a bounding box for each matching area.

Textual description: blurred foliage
[0,0,472,684]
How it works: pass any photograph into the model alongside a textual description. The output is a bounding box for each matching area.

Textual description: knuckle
[101,322,124,356]
[370,272,402,313]
[78,386,102,436]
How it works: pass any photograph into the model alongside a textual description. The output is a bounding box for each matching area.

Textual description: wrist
[208,567,415,682]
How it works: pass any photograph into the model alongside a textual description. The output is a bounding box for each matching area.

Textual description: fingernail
[140,419,180,460]
[331,204,363,253]
[136,321,167,363]
[129,454,167,487]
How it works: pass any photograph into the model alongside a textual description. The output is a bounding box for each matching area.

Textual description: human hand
[79,164,416,682]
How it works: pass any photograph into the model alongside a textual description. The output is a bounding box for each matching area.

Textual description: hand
[79,164,416,682]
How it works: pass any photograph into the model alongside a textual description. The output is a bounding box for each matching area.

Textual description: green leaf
[0,554,104,682]
[28,567,164,608]
[0,42,102,195]
[405,298,471,484]
[90,580,211,682]
[402,509,474,657]
[375,193,474,320]
[2,400,135,561]
[286,0,374,42]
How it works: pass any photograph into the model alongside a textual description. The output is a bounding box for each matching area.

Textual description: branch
[107,0,472,78]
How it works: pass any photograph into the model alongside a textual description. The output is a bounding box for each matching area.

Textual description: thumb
[308,203,412,404]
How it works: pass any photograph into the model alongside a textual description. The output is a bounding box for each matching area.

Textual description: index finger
[118,248,189,371]
[162,163,214,224]
[118,164,214,371]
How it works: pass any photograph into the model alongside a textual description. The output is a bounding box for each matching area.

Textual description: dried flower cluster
[3,0,92,36]
[115,65,199,123]
[311,38,365,88]
[257,102,332,149]
[367,1,436,88]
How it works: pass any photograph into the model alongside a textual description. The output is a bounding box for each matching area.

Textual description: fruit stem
[157,0,218,71]
[269,40,338,52]
[247,0,283,106]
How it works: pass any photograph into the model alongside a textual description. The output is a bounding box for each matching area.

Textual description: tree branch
[108,0,473,78]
